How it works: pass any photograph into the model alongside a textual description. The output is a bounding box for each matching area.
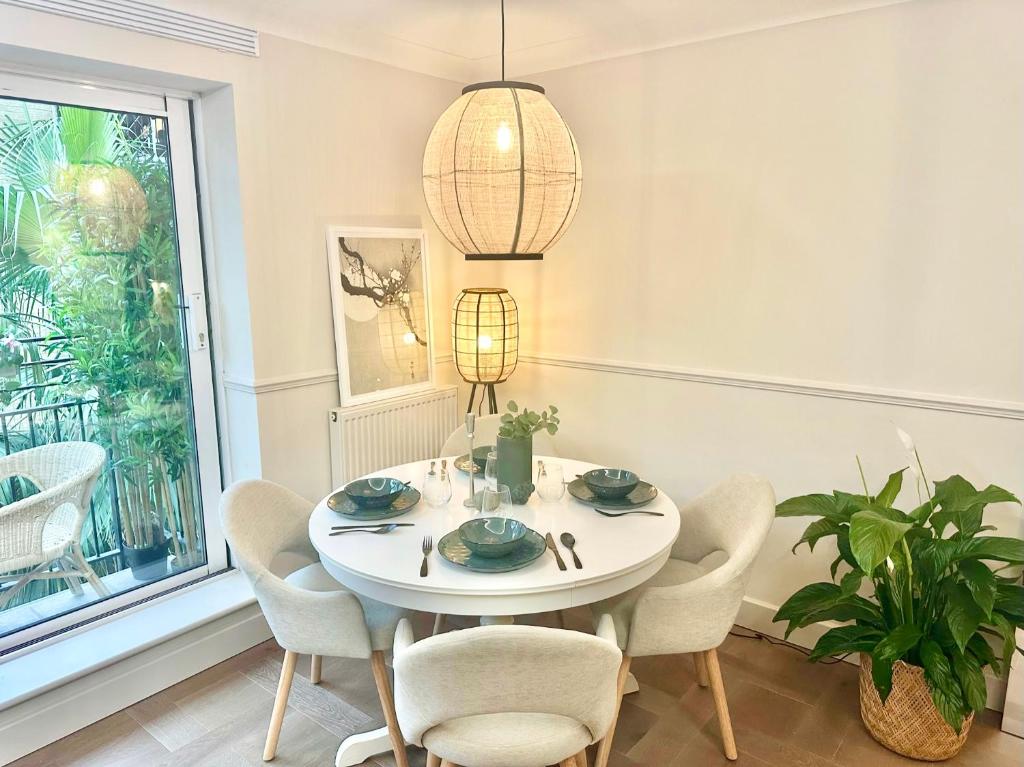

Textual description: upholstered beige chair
[220,480,409,765]
[591,474,775,764]
[440,413,559,458]
[393,617,622,767]
[0,441,109,608]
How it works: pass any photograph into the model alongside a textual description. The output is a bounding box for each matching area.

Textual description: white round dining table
[309,455,681,767]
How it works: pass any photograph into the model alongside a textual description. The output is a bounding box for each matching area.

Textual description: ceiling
[156,0,914,81]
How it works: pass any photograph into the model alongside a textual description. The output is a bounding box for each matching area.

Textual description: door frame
[0,70,227,651]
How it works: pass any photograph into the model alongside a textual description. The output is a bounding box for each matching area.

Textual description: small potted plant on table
[774,433,1023,760]
[497,400,559,504]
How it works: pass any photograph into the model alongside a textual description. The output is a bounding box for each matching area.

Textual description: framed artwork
[326,226,434,406]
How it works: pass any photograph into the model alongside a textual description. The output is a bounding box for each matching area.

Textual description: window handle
[185,291,209,351]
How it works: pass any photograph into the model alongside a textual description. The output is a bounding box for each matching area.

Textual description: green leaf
[958,560,997,618]
[549,405,558,414]
[966,633,1000,674]
[506,400,518,413]
[836,528,857,568]
[909,499,934,523]
[776,494,845,521]
[849,510,913,575]
[500,413,514,423]
[808,625,884,661]
[992,613,1017,668]
[951,652,988,713]
[994,584,1024,622]
[875,468,906,508]
[944,581,986,653]
[871,653,895,703]
[840,569,864,596]
[954,537,1024,564]
[792,518,843,553]
[920,639,967,732]
[873,623,922,662]
[774,583,882,637]
[829,556,843,581]
[774,583,842,624]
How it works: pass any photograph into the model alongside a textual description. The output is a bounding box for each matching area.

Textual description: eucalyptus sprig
[497,400,560,439]
[774,435,1023,732]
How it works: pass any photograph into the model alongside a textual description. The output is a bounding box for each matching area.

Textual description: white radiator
[328,386,459,488]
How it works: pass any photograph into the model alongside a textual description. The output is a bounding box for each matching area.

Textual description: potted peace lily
[497,400,559,504]
[774,432,1023,761]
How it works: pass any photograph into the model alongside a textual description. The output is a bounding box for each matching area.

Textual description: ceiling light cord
[501,0,505,80]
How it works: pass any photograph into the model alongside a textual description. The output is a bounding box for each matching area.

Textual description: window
[0,71,225,651]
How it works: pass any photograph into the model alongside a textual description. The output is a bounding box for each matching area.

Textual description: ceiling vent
[0,0,259,56]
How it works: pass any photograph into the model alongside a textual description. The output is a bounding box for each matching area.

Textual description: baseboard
[0,604,271,764]
[736,596,1008,712]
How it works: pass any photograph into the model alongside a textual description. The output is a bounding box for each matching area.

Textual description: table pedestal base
[335,726,394,767]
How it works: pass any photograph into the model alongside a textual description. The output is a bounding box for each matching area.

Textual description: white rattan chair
[0,441,110,609]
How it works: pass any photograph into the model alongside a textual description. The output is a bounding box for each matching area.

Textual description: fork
[595,509,665,517]
[420,535,433,577]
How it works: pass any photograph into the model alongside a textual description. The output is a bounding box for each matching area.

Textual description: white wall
[480,0,1024,647]
[0,5,481,499]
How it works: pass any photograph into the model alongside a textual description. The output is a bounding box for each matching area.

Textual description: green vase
[497,434,534,504]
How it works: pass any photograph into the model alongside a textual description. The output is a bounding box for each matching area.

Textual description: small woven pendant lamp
[451,288,518,413]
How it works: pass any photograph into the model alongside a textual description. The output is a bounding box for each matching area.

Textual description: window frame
[0,70,227,653]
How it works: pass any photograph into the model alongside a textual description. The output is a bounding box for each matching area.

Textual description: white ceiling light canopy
[421,0,582,261]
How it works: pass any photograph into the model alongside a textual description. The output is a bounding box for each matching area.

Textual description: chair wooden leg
[556,609,567,629]
[57,557,84,595]
[594,654,631,767]
[263,650,297,761]
[426,753,442,767]
[71,543,110,597]
[310,654,322,685]
[371,650,410,767]
[432,613,446,635]
[576,748,590,767]
[560,759,578,767]
[439,760,457,767]
[693,651,709,687]
[704,648,737,760]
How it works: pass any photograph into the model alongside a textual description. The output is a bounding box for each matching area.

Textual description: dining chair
[220,479,410,765]
[0,441,109,609]
[393,616,622,767]
[590,474,775,764]
[439,413,559,458]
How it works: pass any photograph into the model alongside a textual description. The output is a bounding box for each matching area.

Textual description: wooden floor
[10,609,1022,767]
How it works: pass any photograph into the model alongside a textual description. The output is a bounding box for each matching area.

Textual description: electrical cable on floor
[728,627,853,665]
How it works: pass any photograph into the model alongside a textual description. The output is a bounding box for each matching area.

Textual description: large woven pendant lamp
[422,0,582,261]
[452,288,518,413]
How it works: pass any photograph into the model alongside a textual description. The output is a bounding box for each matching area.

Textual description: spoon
[595,509,664,517]
[329,524,399,536]
[559,532,583,569]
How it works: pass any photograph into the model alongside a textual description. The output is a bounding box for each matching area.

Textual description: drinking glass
[484,451,499,490]
[480,484,513,517]
[423,470,444,507]
[537,463,566,503]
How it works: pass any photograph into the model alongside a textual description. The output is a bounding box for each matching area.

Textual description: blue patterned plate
[567,478,658,509]
[327,485,420,520]
[437,526,546,573]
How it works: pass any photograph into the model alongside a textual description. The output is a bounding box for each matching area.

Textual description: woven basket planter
[859,654,973,761]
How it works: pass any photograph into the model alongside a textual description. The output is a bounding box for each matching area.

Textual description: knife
[545,532,567,571]
[331,523,415,529]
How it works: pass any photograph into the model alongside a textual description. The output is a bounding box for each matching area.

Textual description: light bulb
[477,334,493,350]
[87,178,108,198]
[402,331,416,345]
[496,122,513,153]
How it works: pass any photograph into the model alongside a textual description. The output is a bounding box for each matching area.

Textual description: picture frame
[326,226,434,406]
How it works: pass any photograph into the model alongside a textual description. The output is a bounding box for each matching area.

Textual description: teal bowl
[471,445,495,470]
[582,468,640,499]
[458,517,527,558]
[343,477,406,509]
